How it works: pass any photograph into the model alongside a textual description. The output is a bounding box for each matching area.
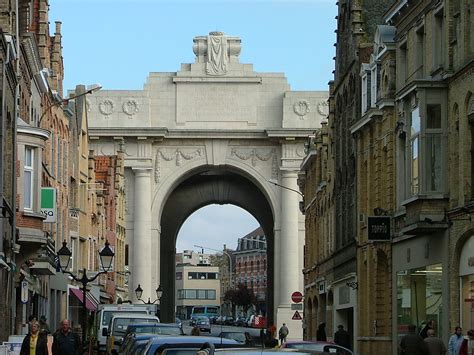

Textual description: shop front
[460,234,474,331]
[392,232,449,353]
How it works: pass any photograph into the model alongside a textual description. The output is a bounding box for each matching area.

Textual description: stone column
[277,170,303,339]
[279,171,300,303]
[132,168,152,302]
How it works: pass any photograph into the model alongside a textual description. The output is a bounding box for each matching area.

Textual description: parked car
[281,340,353,354]
[120,334,158,355]
[141,335,239,355]
[196,316,211,333]
[175,317,183,329]
[104,313,159,354]
[224,316,235,326]
[217,331,254,345]
[234,317,247,327]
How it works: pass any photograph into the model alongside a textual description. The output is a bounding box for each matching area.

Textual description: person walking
[420,320,435,339]
[400,324,429,355]
[52,319,81,355]
[278,323,289,345]
[316,323,327,341]
[449,327,465,355]
[424,329,447,355]
[20,321,48,355]
[191,325,201,336]
[334,324,351,350]
[39,316,50,334]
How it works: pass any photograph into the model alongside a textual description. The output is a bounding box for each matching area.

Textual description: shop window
[396,264,443,337]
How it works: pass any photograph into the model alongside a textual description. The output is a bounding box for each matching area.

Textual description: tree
[224,283,256,313]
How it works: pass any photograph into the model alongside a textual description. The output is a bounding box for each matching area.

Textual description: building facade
[234,227,267,316]
[175,264,220,320]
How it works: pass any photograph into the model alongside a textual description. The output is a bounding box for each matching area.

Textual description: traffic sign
[291,291,303,303]
[292,311,302,320]
[20,281,28,304]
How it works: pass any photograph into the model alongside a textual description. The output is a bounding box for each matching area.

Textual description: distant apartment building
[175,263,220,320]
[234,227,267,314]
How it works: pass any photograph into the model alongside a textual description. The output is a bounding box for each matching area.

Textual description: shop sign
[40,188,56,223]
[368,216,391,241]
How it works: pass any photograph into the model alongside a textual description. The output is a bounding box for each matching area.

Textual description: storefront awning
[69,288,99,311]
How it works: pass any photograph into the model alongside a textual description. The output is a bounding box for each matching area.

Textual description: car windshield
[113,318,158,336]
[102,310,147,326]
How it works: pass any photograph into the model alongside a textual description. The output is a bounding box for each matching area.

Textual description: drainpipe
[11,0,19,335]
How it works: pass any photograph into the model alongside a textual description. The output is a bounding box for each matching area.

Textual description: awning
[69,288,99,311]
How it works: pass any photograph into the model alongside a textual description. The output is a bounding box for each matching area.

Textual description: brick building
[234,227,267,315]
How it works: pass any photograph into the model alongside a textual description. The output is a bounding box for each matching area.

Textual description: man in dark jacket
[20,321,48,355]
[400,324,429,355]
[52,319,81,355]
[334,324,351,350]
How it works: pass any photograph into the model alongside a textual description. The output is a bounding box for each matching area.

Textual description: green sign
[41,188,56,222]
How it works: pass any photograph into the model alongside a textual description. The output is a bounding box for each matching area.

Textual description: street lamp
[57,239,114,347]
[134,284,163,304]
[268,178,305,214]
[39,83,102,124]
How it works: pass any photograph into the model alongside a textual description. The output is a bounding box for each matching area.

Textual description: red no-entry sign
[291,291,303,303]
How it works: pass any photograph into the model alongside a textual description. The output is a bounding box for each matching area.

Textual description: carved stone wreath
[317,101,329,116]
[99,99,115,116]
[122,100,139,116]
[293,100,310,118]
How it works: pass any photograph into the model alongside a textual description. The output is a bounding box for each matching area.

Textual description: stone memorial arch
[87,32,328,338]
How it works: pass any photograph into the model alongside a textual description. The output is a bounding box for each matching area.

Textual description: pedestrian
[316,322,327,341]
[334,324,351,350]
[278,323,289,345]
[20,320,48,355]
[420,320,435,339]
[448,327,465,355]
[400,324,429,355]
[39,315,50,334]
[463,329,474,355]
[424,329,447,355]
[191,325,201,336]
[52,319,81,355]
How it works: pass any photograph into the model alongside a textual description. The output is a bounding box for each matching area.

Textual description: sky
[49,0,336,253]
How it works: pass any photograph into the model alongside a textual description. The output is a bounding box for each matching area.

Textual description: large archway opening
[159,166,275,323]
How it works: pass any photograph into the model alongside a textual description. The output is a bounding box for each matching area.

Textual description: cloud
[176,205,260,253]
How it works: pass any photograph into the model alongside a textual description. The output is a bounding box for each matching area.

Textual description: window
[24,147,34,210]
[176,272,182,280]
[370,65,377,107]
[399,42,408,83]
[51,132,55,176]
[415,26,424,78]
[433,9,444,70]
[410,107,420,194]
[426,105,442,191]
[361,71,369,114]
[197,290,206,299]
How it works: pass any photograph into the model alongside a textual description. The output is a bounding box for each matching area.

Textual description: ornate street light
[57,239,114,349]
[135,284,163,305]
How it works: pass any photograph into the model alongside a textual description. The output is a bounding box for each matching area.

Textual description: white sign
[20,281,28,304]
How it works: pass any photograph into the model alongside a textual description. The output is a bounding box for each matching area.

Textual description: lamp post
[134,284,163,305]
[268,178,304,198]
[57,239,114,348]
[39,83,102,125]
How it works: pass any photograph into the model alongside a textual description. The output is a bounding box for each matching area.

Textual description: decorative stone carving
[230,148,278,179]
[99,99,115,116]
[154,148,203,183]
[206,32,228,76]
[86,99,91,113]
[123,100,139,116]
[293,100,310,118]
[317,100,329,116]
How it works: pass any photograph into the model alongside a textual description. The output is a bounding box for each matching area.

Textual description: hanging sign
[41,188,56,223]
[21,281,29,304]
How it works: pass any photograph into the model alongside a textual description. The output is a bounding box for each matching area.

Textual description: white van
[96,304,157,354]
[105,313,159,354]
